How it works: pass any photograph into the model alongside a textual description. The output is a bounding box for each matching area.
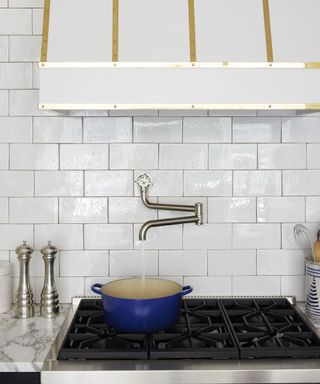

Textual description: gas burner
[58,298,320,360]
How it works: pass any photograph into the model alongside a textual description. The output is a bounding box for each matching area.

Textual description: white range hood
[39,0,320,110]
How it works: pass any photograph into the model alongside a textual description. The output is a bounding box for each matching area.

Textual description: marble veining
[0,304,69,372]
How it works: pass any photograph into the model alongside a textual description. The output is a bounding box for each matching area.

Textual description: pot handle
[181,285,193,296]
[91,283,103,295]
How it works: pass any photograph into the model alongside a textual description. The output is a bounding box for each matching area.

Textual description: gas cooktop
[58,298,320,360]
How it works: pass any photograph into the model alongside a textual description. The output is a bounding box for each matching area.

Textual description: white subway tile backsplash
[257,250,304,276]
[0,198,8,223]
[35,224,83,250]
[208,250,256,276]
[234,171,281,196]
[60,144,108,170]
[10,197,58,223]
[0,0,7,6]
[0,171,33,196]
[9,0,43,6]
[10,144,58,170]
[184,277,232,296]
[84,117,132,143]
[0,91,8,116]
[209,144,257,169]
[85,171,133,196]
[184,171,232,196]
[158,197,208,223]
[9,36,41,62]
[33,117,82,143]
[59,198,108,223]
[233,117,281,143]
[134,170,183,196]
[0,9,31,34]
[183,117,231,143]
[306,197,320,222]
[110,144,158,169]
[0,224,33,250]
[32,8,43,35]
[134,225,182,250]
[0,251,9,261]
[233,276,280,296]
[283,170,320,195]
[281,276,305,301]
[0,117,32,143]
[160,144,207,169]
[159,250,207,276]
[307,144,320,169]
[258,144,306,169]
[109,197,156,223]
[233,224,280,249]
[209,110,257,117]
[183,224,232,249]
[160,110,208,117]
[134,117,182,142]
[281,223,319,250]
[257,197,305,223]
[60,251,108,277]
[0,37,8,61]
[35,171,83,196]
[0,63,32,89]
[282,117,320,142]
[0,144,8,169]
[208,197,256,223]
[9,90,57,116]
[85,224,133,250]
[110,250,158,276]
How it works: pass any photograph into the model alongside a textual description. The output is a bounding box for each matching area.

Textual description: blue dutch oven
[91,277,193,333]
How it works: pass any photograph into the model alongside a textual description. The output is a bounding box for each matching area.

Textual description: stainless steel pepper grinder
[40,241,59,318]
[15,241,34,318]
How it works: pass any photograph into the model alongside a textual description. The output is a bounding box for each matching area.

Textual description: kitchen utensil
[40,241,59,318]
[305,256,320,316]
[15,241,34,318]
[293,224,315,261]
[313,228,320,263]
[91,277,193,333]
[0,261,11,313]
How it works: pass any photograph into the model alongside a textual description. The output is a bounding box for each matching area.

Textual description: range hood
[39,0,320,110]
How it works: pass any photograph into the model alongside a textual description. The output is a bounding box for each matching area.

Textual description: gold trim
[188,0,196,62]
[41,0,51,62]
[262,0,273,62]
[39,61,320,69]
[39,103,320,110]
[112,0,119,62]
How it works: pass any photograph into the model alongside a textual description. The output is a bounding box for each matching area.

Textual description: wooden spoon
[313,228,320,263]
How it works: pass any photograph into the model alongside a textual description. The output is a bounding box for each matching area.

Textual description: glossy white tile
[257,197,305,223]
[10,197,58,223]
[208,250,256,276]
[233,117,281,143]
[85,171,133,196]
[234,171,281,196]
[282,117,320,142]
[35,224,83,250]
[208,197,256,223]
[258,144,306,169]
[306,197,320,222]
[281,223,319,250]
[60,251,108,277]
[84,117,132,143]
[134,117,182,142]
[283,170,320,195]
[184,171,232,196]
[209,110,256,117]
[0,144,8,169]
[35,171,83,196]
[233,276,280,296]
[110,250,158,276]
[109,197,156,223]
[0,63,32,89]
[159,250,207,276]
[233,224,281,249]
[257,250,304,276]
[159,144,207,169]
[183,117,231,142]
[60,144,108,170]
[307,144,320,169]
[9,90,57,116]
[0,37,8,61]
[134,225,182,250]
[0,9,31,34]
[210,144,257,169]
[184,277,232,296]
[0,198,7,223]
[32,8,43,35]
[183,224,232,249]
[110,144,158,169]
[0,91,8,116]
[158,197,208,223]
[0,171,33,196]
[10,144,58,170]
[33,117,82,143]
[85,224,133,250]
[0,224,33,250]
[0,117,32,143]
[281,276,305,301]
[134,170,183,196]
[9,36,41,62]
[9,0,43,6]
[59,198,108,223]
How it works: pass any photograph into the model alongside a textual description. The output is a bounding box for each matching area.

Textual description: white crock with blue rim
[306,256,320,316]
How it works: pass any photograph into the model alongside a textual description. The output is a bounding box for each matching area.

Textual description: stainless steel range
[42,296,320,384]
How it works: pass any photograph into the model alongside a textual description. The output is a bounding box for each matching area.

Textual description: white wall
[0,1,319,302]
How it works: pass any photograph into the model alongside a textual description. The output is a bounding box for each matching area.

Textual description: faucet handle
[135,173,152,189]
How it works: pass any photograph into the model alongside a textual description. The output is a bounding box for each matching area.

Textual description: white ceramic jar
[0,261,11,313]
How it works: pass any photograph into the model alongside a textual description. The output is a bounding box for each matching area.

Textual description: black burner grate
[58,298,320,360]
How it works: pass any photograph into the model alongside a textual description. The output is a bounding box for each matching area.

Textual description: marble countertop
[0,304,70,372]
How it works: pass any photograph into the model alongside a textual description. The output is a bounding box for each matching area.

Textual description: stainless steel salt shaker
[40,241,59,317]
[15,241,34,318]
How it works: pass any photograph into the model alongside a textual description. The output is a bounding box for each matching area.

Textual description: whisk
[293,224,315,262]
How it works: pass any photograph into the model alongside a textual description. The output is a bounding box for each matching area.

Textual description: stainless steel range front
[41,296,320,384]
